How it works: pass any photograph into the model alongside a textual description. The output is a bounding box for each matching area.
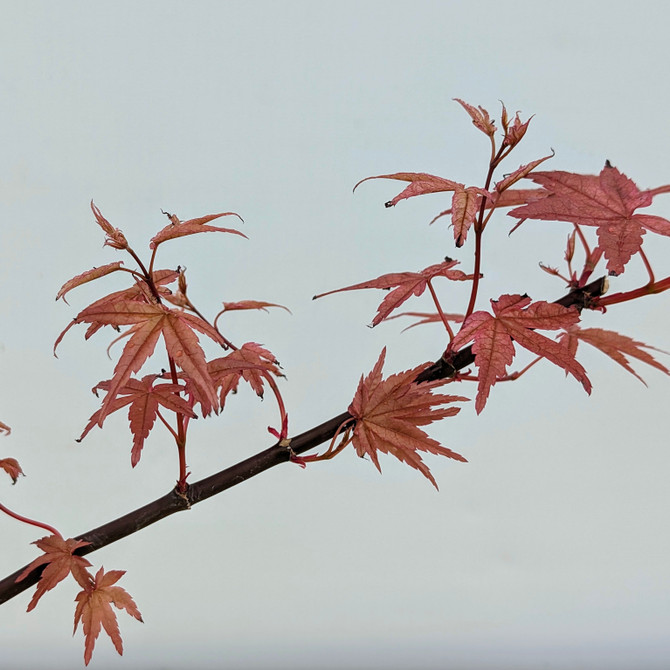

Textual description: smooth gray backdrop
[1,2,669,669]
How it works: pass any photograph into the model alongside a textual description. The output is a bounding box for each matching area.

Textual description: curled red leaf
[0,457,23,483]
[56,262,125,303]
[453,98,496,136]
[313,259,474,326]
[354,172,462,208]
[150,212,246,249]
[559,326,670,384]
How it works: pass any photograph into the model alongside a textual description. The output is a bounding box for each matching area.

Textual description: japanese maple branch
[0,276,608,607]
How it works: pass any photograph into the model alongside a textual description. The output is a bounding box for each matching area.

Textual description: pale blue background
[1,1,670,668]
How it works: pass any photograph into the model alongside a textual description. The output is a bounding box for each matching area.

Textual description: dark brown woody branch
[0,276,606,606]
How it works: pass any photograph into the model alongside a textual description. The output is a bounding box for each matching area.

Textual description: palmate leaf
[559,326,670,384]
[208,342,282,410]
[508,165,670,274]
[73,567,143,666]
[53,269,181,353]
[57,296,226,423]
[450,294,591,413]
[78,375,196,466]
[313,259,474,326]
[15,535,92,612]
[348,348,468,489]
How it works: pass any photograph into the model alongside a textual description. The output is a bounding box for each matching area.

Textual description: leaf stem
[646,184,670,197]
[426,279,455,341]
[596,275,670,308]
[155,409,180,442]
[167,355,189,491]
[638,247,656,285]
[463,145,508,320]
[0,502,62,538]
[126,246,162,303]
[261,371,288,440]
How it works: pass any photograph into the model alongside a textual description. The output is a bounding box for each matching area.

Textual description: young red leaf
[429,188,549,226]
[0,420,10,435]
[149,212,246,249]
[90,202,128,250]
[56,262,125,304]
[450,294,591,413]
[386,311,464,332]
[58,297,221,422]
[0,457,23,484]
[451,186,490,246]
[92,306,168,423]
[78,375,196,466]
[15,535,92,612]
[559,326,670,384]
[313,259,474,326]
[453,98,496,136]
[208,342,282,409]
[159,311,220,415]
[494,154,554,193]
[348,348,468,489]
[508,165,670,274]
[219,300,291,314]
[501,109,533,147]
[54,283,168,357]
[73,567,143,666]
[353,172,462,208]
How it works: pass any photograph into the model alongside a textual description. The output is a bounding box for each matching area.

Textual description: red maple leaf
[453,98,496,136]
[208,343,282,409]
[54,269,180,349]
[559,326,670,384]
[90,201,128,250]
[73,567,143,666]
[0,457,23,483]
[313,259,474,326]
[78,375,197,466]
[217,300,292,315]
[386,311,465,332]
[15,534,92,612]
[353,172,462,208]
[450,294,591,413]
[429,187,549,226]
[450,185,490,246]
[150,212,246,248]
[57,297,226,422]
[56,262,125,304]
[508,165,670,274]
[348,348,468,489]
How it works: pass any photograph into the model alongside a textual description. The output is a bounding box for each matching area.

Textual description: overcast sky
[2,2,670,669]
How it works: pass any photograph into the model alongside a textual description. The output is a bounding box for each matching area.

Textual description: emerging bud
[503,111,533,148]
[90,201,129,250]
